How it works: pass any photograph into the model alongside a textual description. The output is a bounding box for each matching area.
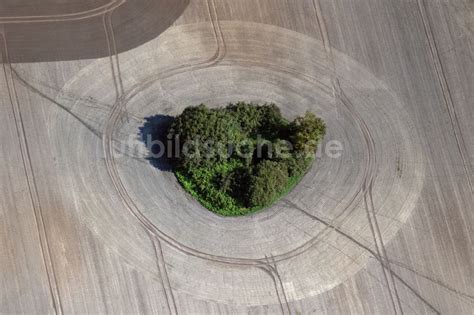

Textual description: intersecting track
[8,13,461,311]
[151,236,178,315]
[2,0,473,313]
[3,0,450,311]
[62,18,425,311]
[100,1,301,310]
[0,1,181,312]
[416,0,473,194]
[20,14,432,311]
[102,26,352,264]
[0,32,64,315]
[101,1,234,312]
[312,1,429,313]
[102,7,178,313]
[98,1,329,309]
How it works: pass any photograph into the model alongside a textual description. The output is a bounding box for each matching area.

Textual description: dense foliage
[166,102,326,216]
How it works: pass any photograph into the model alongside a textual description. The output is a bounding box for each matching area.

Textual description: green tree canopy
[289,111,326,154]
[167,104,243,168]
[248,160,289,207]
[162,103,326,216]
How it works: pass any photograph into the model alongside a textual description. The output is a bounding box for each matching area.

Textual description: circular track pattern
[50,21,425,305]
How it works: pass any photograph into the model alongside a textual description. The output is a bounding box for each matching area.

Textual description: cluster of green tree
[166,102,326,216]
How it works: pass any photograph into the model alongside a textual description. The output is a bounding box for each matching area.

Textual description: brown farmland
[0,0,473,314]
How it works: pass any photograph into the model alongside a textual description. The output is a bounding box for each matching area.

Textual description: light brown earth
[0,0,473,314]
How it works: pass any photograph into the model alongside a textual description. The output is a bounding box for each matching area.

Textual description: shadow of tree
[139,114,174,172]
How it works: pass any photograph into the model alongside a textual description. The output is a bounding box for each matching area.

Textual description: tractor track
[0,0,448,311]
[339,86,403,315]
[19,8,402,279]
[102,8,181,315]
[0,32,64,315]
[312,1,441,313]
[417,0,473,194]
[0,0,126,24]
[257,255,291,315]
[151,236,178,315]
[101,5,309,311]
[27,1,425,308]
[101,61,377,267]
[99,6,396,270]
[285,198,440,315]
